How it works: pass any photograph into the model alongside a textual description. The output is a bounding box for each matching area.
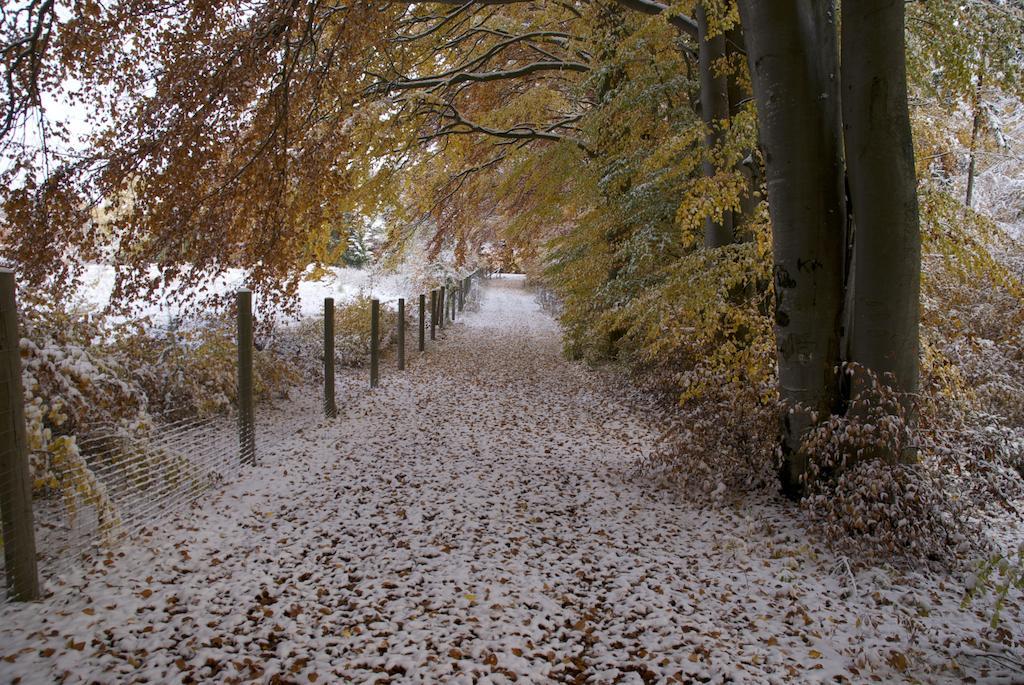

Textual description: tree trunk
[726,23,759,243]
[841,0,921,436]
[965,60,985,209]
[696,3,733,248]
[735,0,846,497]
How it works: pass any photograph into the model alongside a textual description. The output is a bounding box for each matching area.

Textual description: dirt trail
[0,277,1011,684]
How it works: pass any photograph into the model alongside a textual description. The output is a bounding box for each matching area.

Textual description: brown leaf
[887,651,908,671]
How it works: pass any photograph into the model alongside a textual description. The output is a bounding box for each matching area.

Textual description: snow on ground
[71,263,414,324]
[1,278,1022,684]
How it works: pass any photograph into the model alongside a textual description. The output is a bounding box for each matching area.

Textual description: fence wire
[2,410,240,601]
[2,273,486,603]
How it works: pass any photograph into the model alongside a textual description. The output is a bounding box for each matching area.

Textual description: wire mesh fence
[1,270,487,604]
[4,410,240,595]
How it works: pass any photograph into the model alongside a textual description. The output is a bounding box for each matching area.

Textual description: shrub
[638,377,779,497]
[266,294,403,380]
[16,294,300,539]
[966,547,1024,627]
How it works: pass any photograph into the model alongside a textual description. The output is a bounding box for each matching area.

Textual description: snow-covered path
[0,278,1019,684]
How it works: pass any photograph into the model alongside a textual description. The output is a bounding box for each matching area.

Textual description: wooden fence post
[236,289,256,465]
[0,269,40,601]
[430,290,437,341]
[370,299,380,388]
[324,298,336,418]
[398,298,405,371]
[418,294,426,352]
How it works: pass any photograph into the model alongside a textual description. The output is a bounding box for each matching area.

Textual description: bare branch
[418,103,592,156]
[613,0,698,39]
[389,0,700,40]
[378,60,590,93]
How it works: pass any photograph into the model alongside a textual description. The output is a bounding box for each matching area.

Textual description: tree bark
[841,0,921,434]
[696,3,733,248]
[965,60,985,209]
[726,23,759,243]
[735,0,846,497]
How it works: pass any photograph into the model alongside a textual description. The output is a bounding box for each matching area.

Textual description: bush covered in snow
[638,378,778,498]
[798,365,979,564]
[581,188,1024,568]
[17,294,303,537]
[268,294,403,380]
[12,288,416,541]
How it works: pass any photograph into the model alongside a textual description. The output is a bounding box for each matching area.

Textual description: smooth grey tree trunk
[841,0,921,434]
[735,0,846,496]
[697,3,733,248]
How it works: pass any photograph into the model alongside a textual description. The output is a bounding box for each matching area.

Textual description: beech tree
[1,0,400,306]
[734,0,919,494]
[3,0,1019,498]
[382,0,925,493]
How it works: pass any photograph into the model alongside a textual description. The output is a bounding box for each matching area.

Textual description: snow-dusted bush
[630,191,1024,565]
[17,295,299,540]
[967,546,1024,627]
[795,226,1024,565]
[266,294,403,380]
[798,365,979,564]
[639,378,778,497]
[603,234,781,496]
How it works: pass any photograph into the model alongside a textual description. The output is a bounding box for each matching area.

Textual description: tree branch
[389,0,700,40]
[419,103,592,155]
[613,0,698,39]
[377,60,590,93]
